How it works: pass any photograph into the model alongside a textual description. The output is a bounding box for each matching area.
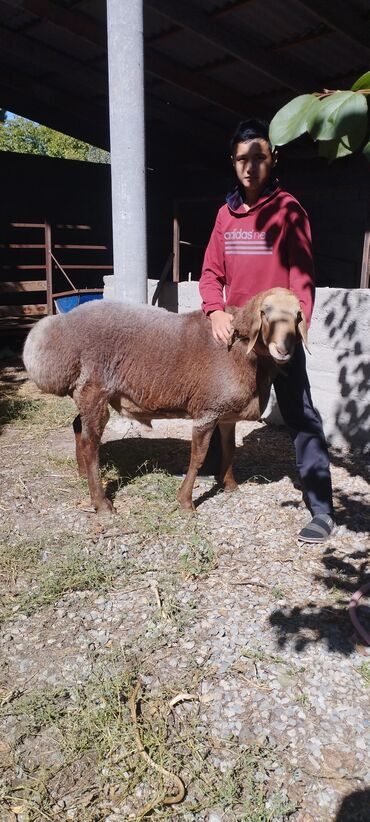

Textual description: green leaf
[307,91,368,141]
[318,132,361,162]
[363,141,370,161]
[351,71,370,91]
[269,95,319,147]
[335,135,356,159]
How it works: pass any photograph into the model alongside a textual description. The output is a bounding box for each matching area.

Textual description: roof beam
[273,25,331,52]
[0,24,107,98]
[144,0,322,93]
[0,0,106,48]
[294,0,370,54]
[147,0,257,45]
[146,48,266,118]
[211,0,258,18]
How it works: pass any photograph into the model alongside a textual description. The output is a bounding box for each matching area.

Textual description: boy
[199,118,334,543]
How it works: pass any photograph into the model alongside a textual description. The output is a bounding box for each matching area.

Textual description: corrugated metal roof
[28,18,104,60]
[150,29,227,69]
[288,32,369,79]
[206,59,281,96]
[0,0,368,155]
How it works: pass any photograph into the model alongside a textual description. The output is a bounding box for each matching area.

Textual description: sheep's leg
[73,414,87,477]
[218,422,238,491]
[178,420,217,511]
[75,386,112,514]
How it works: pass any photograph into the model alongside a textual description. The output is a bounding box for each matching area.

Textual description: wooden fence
[0,219,113,322]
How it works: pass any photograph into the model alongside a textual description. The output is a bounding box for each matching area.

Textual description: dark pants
[273,343,333,516]
[203,344,333,517]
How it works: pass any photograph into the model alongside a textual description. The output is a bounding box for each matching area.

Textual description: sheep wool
[23,289,307,514]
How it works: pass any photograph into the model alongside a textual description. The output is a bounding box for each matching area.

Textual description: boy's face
[232,138,276,197]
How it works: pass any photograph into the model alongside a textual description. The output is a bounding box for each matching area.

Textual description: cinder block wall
[306,288,369,452]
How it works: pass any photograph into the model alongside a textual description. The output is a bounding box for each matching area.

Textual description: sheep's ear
[297,311,310,353]
[233,300,263,355]
[245,310,263,355]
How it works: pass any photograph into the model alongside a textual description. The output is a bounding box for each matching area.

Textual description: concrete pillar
[106,0,147,303]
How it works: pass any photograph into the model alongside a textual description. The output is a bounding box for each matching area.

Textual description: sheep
[23,287,308,514]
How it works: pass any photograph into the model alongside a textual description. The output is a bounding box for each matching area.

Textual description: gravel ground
[0,359,369,821]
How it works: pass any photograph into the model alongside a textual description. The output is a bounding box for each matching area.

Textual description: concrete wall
[306,288,369,453]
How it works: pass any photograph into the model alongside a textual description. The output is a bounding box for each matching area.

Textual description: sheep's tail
[23,314,78,396]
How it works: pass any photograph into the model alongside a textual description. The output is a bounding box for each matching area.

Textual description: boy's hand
[210,310,233,346]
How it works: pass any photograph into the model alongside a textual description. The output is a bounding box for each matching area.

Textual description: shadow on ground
[101,424,369,530]
[335,787,370,821]
[100,425,300,484]
[269,540,370,656]
[269,600,368,656]
[329,445,369,534]
[100,424,300,501]
[0,355,29,432]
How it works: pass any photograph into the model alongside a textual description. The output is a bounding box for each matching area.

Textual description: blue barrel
[54,290,104,314]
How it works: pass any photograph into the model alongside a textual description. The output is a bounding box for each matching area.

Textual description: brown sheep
[23,287,308,514]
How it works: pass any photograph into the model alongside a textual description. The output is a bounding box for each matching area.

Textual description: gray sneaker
[298,514,334,543]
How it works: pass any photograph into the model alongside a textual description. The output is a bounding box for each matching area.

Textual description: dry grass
[0,654,297,821]
[0,532,126,623]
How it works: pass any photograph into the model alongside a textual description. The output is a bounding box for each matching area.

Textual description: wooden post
[44,219,53,315]
[173,209,180,283]
[360,230,370,288]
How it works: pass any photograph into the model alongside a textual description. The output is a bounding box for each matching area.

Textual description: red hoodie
[199,184,315,325]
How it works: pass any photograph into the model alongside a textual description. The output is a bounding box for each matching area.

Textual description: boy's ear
[245,313,263,355]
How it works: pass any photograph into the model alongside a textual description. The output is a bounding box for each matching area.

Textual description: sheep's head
[230,288,309,364]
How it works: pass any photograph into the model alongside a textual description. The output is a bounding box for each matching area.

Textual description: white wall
[306,288,369,453]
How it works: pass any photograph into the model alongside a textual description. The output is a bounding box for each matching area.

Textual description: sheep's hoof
[178,501,196,516]
[95,498,115,517]
[223,480,238,492]
[216,474,238,492]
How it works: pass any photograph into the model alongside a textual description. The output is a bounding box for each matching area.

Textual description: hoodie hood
[226,178,281,215]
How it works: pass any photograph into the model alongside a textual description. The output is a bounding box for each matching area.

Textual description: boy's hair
[230,118,272,155]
